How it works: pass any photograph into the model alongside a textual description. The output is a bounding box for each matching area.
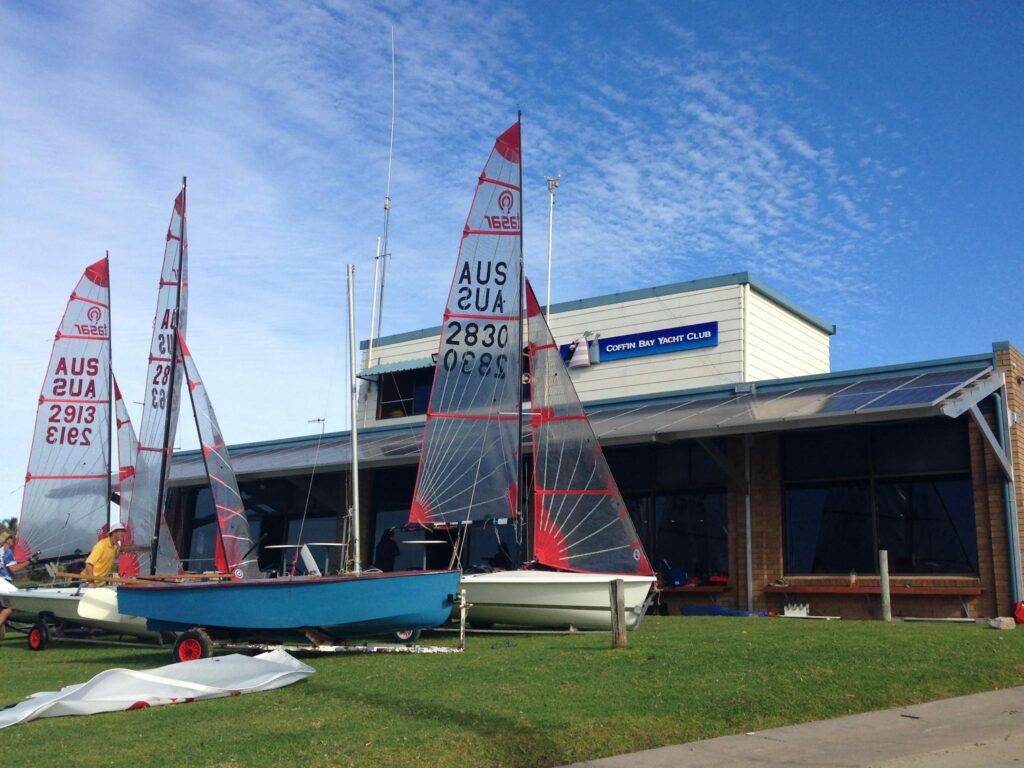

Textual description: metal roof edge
[170,420,424,461]
[745,278,836,335]
[360,324,442,351]
[361,272,837,349]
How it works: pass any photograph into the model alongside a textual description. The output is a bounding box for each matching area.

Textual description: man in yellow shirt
[84,524,127,586]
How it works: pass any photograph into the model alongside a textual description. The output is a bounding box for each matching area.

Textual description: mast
[367,236,382,371]
[515,112,526,552]
[105,250,113,529]
[371,27,397,356]
[347,263,362,574]
[151,176,186,574]
[544,176,558,322]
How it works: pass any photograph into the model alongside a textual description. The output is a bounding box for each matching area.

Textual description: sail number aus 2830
[442,320,510,378]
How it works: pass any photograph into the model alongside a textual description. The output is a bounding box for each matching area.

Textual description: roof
[359,357,434,378]
[359,272,835,351]
[169,352,1001,487]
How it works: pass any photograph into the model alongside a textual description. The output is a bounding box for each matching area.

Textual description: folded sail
[16,258,112,563]
[525,281,654,576]
[127,186,186,575]
[178,332,257,578]
[112,374,141,577]
[409,121,524,525]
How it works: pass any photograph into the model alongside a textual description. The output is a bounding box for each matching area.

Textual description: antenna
[544,175,560,322]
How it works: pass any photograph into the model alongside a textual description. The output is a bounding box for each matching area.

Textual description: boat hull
[117,570,461,638]
[0,586,156,638]
[460,571,656,630]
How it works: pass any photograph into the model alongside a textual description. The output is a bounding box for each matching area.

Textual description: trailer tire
[28,621,49,651]
[392,628,421,643]
[173,628,213,662]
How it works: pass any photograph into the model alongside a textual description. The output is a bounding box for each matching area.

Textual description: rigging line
[290,416,327,575]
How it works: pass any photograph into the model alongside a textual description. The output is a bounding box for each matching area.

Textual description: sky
[1,1,1022,510]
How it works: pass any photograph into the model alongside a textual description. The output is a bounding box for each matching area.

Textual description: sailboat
[409,118,656,630]
[116,228,460,657]
[1,256,154,640]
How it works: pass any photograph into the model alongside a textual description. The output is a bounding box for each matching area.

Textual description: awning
[358,357,434,378]
[169,360,1003,486]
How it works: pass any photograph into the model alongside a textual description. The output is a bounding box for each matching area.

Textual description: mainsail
[409,120,524,525]
[127,185,187,575]
[525,281,654,576]
[112,374,141,576]
[16,258,112,563]
[178,332,257,578]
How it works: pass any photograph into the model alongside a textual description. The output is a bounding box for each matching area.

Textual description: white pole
[347,264,362,574]
[544,175,559,321]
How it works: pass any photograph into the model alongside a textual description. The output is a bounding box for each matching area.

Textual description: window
[608,442,728,580]
[654,492,728,580]
[377,367,435,420]
[782,418,977,576]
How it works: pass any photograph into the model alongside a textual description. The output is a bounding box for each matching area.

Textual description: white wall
[744,287,830,381]
[360,279,831,425]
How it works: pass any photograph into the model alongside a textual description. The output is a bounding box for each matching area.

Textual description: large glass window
[784,482,874,574]
[654,492,728,580]
[782,419,977,576]
[608,442,728,581]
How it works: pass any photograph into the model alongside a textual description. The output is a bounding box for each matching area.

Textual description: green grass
[3,617,1024,767]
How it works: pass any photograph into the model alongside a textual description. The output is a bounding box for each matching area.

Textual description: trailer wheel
[173,628,213,662]
[392,628,421,643]
[28,621,49,651]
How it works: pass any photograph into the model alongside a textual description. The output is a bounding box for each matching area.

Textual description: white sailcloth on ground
[178,331,257,578]
[126,184,187,575]
[15,257,112,564]
[409,120,524,526]
[0,650,314,729]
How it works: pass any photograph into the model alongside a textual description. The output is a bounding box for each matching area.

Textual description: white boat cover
[0,650,313,728]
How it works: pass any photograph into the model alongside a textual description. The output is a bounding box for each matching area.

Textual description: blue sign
[560,321,719,363]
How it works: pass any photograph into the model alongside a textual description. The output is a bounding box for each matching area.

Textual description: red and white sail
[409,120,524,525]
[125,185,187,575]
[112,374,141,577]
[16,258,112,563]
[525,281,654,576]
[178,332,257,578]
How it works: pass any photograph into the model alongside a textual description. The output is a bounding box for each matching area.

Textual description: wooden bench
[763,584,982,617]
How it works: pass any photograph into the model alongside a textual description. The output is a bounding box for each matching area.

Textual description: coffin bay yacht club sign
[559,321,719,364]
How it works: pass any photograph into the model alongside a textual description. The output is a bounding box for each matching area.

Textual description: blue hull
[117,570,460,638]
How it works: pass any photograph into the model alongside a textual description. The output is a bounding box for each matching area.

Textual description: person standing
[1,534,30,640]
[373,528,401,572]
[83,525,128,587]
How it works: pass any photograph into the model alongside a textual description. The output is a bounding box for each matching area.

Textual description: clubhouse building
[165,273,1024,620]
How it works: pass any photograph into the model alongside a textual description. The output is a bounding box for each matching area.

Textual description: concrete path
[564,686,1024,767]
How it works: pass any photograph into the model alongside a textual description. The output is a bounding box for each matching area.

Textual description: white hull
[1,587,156,639]
[460,571,656,630]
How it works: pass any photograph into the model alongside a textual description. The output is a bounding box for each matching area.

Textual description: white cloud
[0,1,917,509]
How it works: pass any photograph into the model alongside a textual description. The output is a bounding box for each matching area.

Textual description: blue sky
[1,1,1022,504]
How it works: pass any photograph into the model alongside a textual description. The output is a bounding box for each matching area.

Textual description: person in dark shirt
[374,528,400,572]
[490,541,514,570]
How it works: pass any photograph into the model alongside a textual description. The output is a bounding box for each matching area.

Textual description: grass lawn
[2,616,1023,767]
